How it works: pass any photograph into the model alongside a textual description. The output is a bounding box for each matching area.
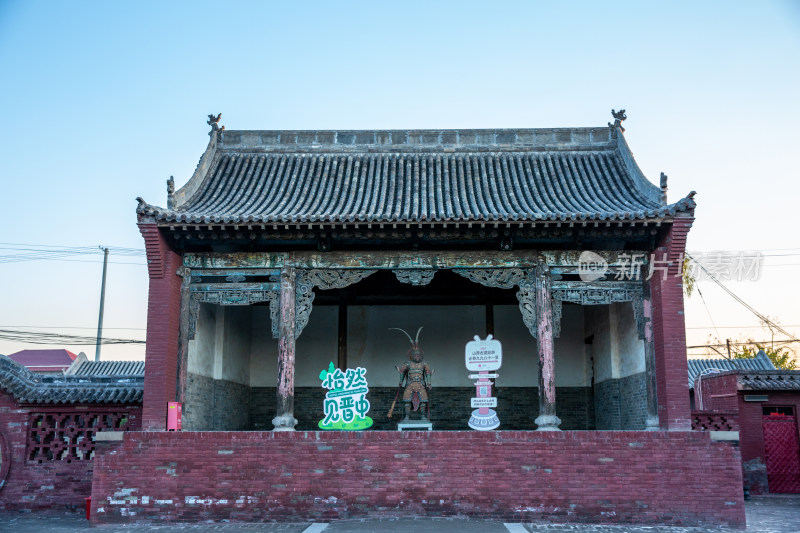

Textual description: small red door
[762,413,800,493]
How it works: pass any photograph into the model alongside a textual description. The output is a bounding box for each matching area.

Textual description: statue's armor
[398,361,430,411]
[388,326,433,421]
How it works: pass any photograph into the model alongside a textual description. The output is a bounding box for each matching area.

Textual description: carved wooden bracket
[453,268,525,289]
[516,279,538,339]
[293,269,377,339]
[393,269,436,286]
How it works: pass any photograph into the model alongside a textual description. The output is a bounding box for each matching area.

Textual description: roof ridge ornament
[660,172,668,205]
[207,112,225,137]
[609,108,627,132]
[167,176,175,209]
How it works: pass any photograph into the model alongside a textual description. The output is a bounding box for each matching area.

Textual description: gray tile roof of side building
[737,370,800,390]
[137,124,696,226]
[688,350,776,388]
[0,355,143,404]
[65,358,145,376]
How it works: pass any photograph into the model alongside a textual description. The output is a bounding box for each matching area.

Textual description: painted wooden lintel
[184,250,649,270]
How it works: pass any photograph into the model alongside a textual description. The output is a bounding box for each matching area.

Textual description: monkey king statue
[388,327,434,423]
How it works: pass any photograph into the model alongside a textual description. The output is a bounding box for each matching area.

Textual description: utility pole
[726,338,732,359]
[95,247,109,361]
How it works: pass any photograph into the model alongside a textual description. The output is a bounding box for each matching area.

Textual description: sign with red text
[467,335,502,431]
[465,335,502,372]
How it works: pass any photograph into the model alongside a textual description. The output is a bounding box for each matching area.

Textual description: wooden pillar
[338,302,347,370]
[175,267,192,405]
[485,303,494,337]
[643,296,659,430]
[273,265,298,431]
[534,265,561,431]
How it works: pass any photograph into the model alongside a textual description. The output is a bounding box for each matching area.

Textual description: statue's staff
[387,381,403,419]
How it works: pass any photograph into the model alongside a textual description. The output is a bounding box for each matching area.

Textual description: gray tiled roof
[688,350,775,388]
[0,355,143,404]
[66,359,145,376]
[738,371,800,390]
[137,126,695,225]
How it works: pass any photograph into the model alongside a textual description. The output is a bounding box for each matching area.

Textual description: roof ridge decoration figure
[166,176,175,209]
[207,112,224,136]
[660,172,669,205]
[609,108,627,132]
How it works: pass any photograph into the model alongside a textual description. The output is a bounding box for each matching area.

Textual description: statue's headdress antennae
[389,327,414,345]
[415,327,423,345]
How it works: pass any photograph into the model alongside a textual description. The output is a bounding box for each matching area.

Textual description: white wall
[249,304,338,387]
[188,303,216,378]
[195,301,593,389]
[347,305,486,387]
[187,304,252,385]
[494,304,588,387]
[221,306,251,385]
[583,302,644,383]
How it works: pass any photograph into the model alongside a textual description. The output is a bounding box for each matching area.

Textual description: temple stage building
[89,114,745,525]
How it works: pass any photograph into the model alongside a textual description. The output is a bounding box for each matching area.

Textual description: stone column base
[272,414,298,432]
[535,414,562,431]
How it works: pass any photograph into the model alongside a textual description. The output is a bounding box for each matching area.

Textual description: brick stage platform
[90,430,745,527]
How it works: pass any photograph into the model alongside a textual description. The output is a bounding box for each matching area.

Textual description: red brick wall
[91,430,745,527]
[650,214,693,430]
[696,373,740,413]
[691,373,800,494]
[0,392,142,510]
[139,223,183,431]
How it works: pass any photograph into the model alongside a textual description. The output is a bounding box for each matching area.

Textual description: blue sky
[1,1,799,360]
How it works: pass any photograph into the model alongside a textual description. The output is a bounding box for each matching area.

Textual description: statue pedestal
[397,421,432,431]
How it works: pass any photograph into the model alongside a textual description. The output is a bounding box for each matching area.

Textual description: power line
[0,325,146,330]
[0,328,145,346]
[687,324,800,330]
[686,253,800,344]
[0,243,145,265]
[695,285,722,342]
[687,339,798,350]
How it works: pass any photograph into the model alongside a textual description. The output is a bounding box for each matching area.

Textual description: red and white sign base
[469,408,500,430]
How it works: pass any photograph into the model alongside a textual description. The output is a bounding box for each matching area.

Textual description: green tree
[682,256,695,298]
[732,341,797,370]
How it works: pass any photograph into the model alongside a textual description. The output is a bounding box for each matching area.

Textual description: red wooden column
[534,264,561,431]
[139,223,183,431]
[650,214,694,430]
[273,265,298,431]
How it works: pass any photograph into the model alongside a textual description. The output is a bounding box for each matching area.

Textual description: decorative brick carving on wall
[27,412,136,462]
[691,411,739,432]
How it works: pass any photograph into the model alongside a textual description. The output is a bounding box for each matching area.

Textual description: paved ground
[0,496,797,532]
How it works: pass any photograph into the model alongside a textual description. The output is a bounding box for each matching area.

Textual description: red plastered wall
[139,223,183,431]
[91,430,745,527]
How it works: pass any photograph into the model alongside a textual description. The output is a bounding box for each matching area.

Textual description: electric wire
[0,328,145,345]
[686,252,800,344]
